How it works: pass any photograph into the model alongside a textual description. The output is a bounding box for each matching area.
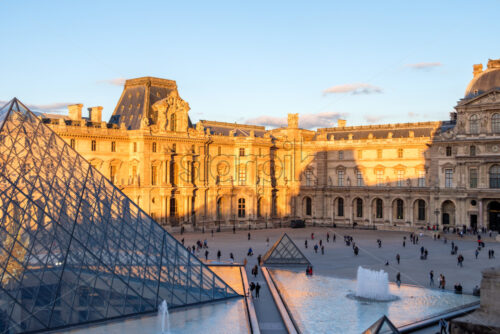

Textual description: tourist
[321,245,325,255]
[385,260,389,266]
[377,239,382,248]
[249,282,255,297]
[475,248,479,259]
[211,229,214,237]
[203,239,208,248]
[217,250,221,261]
[248,232,251,240]
[319,239,323,247]
[257,254,262,265]
[429,270,435,287]
[205,250,209,260]
[396,272,401,287]
[181,238,184,246]
[420,246,425,256]
[326,232,330,242]
[454,283,463,294]
[439,318,448,334]
[314,244,318,253]
[247,247,253,256]
[311,232,314,240]
[440,275,446,290]
[396,254,400,264]
[252,265,259,278]
[230,252,234,263]
[233,225,236,234]
[403,239,406,247]
[305,240,308,248]
[255,283,261,298]
[333,233,336,242]
[266,237,269,247]
[424,249,428,259]
[354,246,359,256]
[457,254,464,267]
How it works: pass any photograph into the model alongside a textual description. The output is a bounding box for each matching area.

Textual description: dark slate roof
[317,122,440,140]
[199,120,267,137]
[464,59,500,99]
[109,77,191,130]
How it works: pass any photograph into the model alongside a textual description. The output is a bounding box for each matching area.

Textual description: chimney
[487,59,500,69]
[88,106,103,123]
[473,64,483,77]
[68,104,83,120]
[337,119,346,127]
[287,113,299,128]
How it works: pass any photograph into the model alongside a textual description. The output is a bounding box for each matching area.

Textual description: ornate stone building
[41,59,500,232]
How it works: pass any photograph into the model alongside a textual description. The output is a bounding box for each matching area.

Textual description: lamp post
[434,209,440,230]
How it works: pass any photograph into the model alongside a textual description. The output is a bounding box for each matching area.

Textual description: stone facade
[41,60,500,232]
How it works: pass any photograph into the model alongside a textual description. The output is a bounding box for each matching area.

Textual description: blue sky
[1,0,499,129]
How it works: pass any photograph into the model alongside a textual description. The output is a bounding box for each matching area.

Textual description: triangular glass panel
[262,233,311,265]
[0,99,239,333]
[362,315,400,334]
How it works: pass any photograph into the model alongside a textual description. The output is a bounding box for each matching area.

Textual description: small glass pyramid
[363,315,400,334]
[262,233,311,265]
[0,99,239,333]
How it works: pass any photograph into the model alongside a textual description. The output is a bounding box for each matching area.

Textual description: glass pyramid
[362,315,400,334]
[262,233,311,265]
[0,99,239,333]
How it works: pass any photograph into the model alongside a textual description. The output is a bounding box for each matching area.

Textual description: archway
[441,200,455,226]
[488,201,500,232]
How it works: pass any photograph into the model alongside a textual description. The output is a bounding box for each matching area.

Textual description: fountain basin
[270,269,478,334]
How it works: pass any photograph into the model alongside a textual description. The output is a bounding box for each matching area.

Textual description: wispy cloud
[98,77,127,86]
[407,112,419,118]
[364,115,387,124]
[0,100,72,113]
[323,83,382,95]
[246,111,347,129]
[405,62,442,70]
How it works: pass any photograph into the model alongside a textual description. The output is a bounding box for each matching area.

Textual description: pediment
[459,89,500,106]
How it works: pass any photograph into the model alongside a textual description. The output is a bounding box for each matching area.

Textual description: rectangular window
[133,142,137,153]
[418,170,426,187]
[469,168,478,188]
[356,170,363,186]
[377,149,382,159]
[70,139,75,149]
[338,151,344,160]
[305,170,313,186]
[445,169,453,188]
[151,166,157,186]
[239,148,245,157]
[446,146,452,156]
[132,166,137,185]
[470,145,476,156]
[398,148,403,158]
[397,170,404,187]
[238,198,246,218]
[239,165,246,185]
[337,170,344,186]
[111,141,116,152]
[376,170,384,187]
[152,142,157,153]
[91,140,96,152]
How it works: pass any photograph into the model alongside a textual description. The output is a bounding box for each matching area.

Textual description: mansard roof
[316,122,441,140]
[199,120,267,137]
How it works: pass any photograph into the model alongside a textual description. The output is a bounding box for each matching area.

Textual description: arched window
[356,198,363,218]
[305,197,312,216]
[396,199,404,219]
[337,198,344,216]
[91,140,96,151]
[490,165,500,188]
[470,114,479,134]
[376,199,383,218]
[238,198,246,218]
[216,198,223,219]
[417,200,426,221]
[492,114,500,133]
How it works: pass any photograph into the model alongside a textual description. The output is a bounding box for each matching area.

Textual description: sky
[1,0,500,129]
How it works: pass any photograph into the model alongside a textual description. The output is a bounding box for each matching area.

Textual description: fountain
[158,300,170,334]
[355,267,396,301]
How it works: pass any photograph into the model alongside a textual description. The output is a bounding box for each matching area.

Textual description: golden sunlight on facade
[41,59,500,232]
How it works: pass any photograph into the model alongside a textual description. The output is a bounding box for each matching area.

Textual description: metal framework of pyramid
[262,233,311,265]
[362,315,400,334]
[0,99,239,333]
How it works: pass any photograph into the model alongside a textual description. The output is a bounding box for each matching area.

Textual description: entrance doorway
[470,214,477,231]
[442,213,450,225]
[441,200,455,226]
[488,201,500,232]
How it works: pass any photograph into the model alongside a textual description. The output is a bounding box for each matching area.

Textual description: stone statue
[140,116,150,129]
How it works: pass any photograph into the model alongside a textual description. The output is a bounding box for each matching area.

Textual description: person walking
[266,237,269,247]
[205,250,209,261]
[305,240,308,249]
[314,244,318,253]
[255,283,261,298]
[475,248,479,259]
[248,232,251,240]
[257,254,262,266]
[217,250,221,261]
[396,272,401,287]
[439,318,448,334]
[253,265,259,278]
[333,233,336,242]
[429,270,435,287]
[327,232,330,243]
[249,282,255,298]
[321,245,325,255]
[230,252,234,263]
[396,254,400,264]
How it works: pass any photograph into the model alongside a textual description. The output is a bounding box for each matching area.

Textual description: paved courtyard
[175,227,499,293]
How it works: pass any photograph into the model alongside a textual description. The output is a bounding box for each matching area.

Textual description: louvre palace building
[41,58,500,233]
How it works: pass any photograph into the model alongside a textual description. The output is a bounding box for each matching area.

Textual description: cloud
[246,111,347,129]
[405,62,442,70]
[364,115,387,124]
[323,83,382,95]
[0,100,72,113]
[98,77,127,86]
[407,112,419,118]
